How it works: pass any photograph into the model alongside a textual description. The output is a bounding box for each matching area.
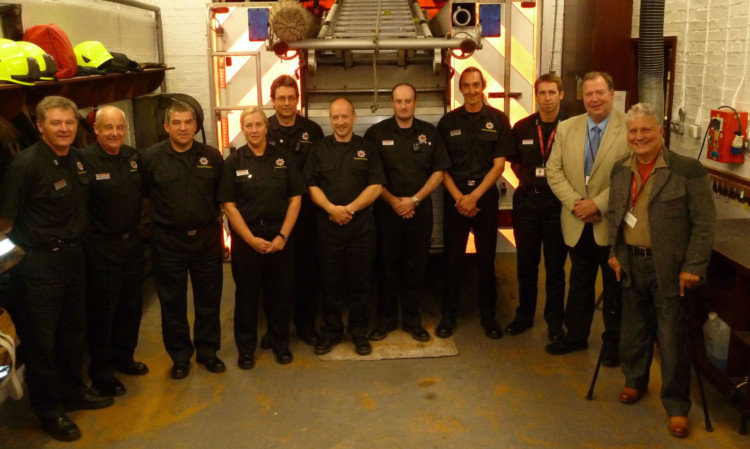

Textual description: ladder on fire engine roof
[325,0,422,40]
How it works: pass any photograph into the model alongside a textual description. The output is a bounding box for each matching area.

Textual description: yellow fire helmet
[16,41,57,80]
[0,38,41,85]
[74,41,113,69]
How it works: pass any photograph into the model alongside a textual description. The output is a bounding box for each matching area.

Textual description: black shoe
[482,319,503,339]
[196,355,227,373]
[548,326,565,342]
[601,343,620,367]
[238,353,255,370]
[314,336,342,355]
[40,414,81,442]
[92,377,126,397]
[171,361,190,379]
[260,333,272,350]
[504,319,533,336]
[402,323,430,342]
[435,318,456,339]
[368,323,396,341]
[63,387,114,411]
[116,359,149,376]
[545,339,588,355]
[297,328,320,347]
[273,347,293,365]
[352,336,372,356]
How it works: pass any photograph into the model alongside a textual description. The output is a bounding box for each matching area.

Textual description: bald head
[329,98,356,142]
[95,106,128,154]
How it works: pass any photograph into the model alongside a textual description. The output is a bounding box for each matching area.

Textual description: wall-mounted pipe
[287,37,480,51]
[638,0,665,119]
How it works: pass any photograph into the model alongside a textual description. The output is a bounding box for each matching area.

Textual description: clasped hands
[573,198,601,223]
[454,193,480,217]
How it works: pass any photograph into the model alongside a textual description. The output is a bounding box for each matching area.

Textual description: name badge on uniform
[236,169,250,177]
[523,139,534,145]
[382,140,394,146]
[54,179,67,190]
[450,129,462,137]
[95,173,111,181]
[624,211,638,228]
[535,167,546,177]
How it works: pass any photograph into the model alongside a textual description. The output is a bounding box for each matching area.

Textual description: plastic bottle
[703,312,731,371]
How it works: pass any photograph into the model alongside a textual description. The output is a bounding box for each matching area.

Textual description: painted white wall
[633,0,750,180]
[17,0,215,146]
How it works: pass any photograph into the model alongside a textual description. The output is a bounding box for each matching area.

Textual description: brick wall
[157,0,215,146]
[633,0,750,180]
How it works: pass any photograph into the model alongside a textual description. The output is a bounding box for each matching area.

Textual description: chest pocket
[128,170,143,187]
[352,159,369,171]
[447,133,468,164]
[660,186,686,218]
[42,177,72,198]
[155,168,179,184]
[93,174,118,190]
[193,166,218,180]
[272,167,288,180]
[478,130,499,142]
[412,143,433,172]
[521,140,536,152]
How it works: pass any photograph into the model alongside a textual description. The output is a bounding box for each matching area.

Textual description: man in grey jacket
[607,103,716,439]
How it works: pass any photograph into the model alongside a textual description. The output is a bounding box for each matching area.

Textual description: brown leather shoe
[618,386,646,404]
[668,416,689,438]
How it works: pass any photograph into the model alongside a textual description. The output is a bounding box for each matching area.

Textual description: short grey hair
[164,100,196,123]
[626,102,663,127]
[36,96,79,123]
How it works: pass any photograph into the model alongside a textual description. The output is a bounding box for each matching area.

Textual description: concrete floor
[0,252,748,448]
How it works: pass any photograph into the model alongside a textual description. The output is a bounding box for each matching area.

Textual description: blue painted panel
[479,4,501,38]
[248,9,269,41]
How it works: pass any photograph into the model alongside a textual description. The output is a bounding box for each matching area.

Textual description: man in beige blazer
[544,72,629,366]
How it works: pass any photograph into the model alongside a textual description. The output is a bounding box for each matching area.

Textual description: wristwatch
[278,232,289,242]
[411,196,421,207]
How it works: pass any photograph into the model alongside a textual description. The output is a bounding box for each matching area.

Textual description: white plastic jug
[703,312,731,371]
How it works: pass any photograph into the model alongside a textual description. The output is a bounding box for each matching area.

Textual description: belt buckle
[466,180,476,187]
[632,246,649,257]
[187,230,197,236]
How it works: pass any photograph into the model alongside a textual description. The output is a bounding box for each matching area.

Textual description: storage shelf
[0,68,169,120]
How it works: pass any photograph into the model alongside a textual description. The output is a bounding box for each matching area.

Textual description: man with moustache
[545,72,628,366]
[0,96,113,441]
[303,98,385,356]
[437,67,514,339]
[364,83,450,342]
[505,74,568,341]
[266,75,324,347]
[80,106,149,398]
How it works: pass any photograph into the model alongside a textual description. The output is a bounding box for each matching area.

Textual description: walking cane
[586,292,608,400]
[686,292,713,431]
[586,342,604,400]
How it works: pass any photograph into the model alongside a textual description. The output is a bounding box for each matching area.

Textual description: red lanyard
[630,157,658,208]
[536,125,557,164]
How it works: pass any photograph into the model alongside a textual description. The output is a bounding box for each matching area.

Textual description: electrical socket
[689,124,701,139]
